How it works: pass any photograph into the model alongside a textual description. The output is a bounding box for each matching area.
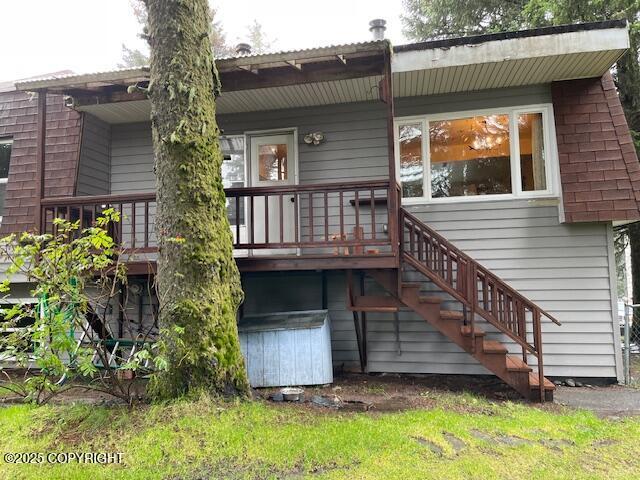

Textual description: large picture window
[395,105,555,202]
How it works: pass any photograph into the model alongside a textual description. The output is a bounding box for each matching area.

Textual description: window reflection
[399,124,423,198]
[258,144,288,181]
[519,113,546,191]
[430,114,512,198]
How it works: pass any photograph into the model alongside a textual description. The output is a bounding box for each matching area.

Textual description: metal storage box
[238,309,333,388]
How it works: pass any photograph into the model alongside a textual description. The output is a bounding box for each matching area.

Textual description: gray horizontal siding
[77,113,110,196]
[111,122,155,193]
[395,84,552,117]
[108,101,389,195]
[220,100,388,185]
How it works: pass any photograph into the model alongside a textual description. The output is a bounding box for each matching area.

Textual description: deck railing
[40,179,396,256]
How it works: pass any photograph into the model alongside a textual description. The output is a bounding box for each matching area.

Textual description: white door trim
[244,128,300,256]
[244,127,299,187]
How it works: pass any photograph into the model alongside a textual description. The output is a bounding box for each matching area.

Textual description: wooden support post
[34,90,47,233]
[346,270,366,372]
[321,271,327,310]
[359,271,368,369]
[382,45,399,263]
[533,308,545,402]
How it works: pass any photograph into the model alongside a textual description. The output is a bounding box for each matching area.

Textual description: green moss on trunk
[145,0,249,398]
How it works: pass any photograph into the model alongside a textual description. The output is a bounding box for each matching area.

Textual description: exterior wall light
[303,132,325,145]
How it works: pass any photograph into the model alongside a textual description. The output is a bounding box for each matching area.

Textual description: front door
[249,133,297,255]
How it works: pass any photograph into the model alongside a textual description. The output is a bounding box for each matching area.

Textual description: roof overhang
[14,41,388,121]
[392,20,629,97]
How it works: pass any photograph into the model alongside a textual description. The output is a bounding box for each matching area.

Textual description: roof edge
[15,41,390,92]
[394,19,628,53]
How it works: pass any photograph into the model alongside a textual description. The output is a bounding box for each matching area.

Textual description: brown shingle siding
[0,90,82,234]
[552,73,640,223]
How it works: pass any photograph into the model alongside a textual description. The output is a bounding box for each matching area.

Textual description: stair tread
[351,295,400,313]
[528,372,556,390]
[440,310,464,320]
[349,305,399,313]
[402,282,421,289]
[506,356,533,372]
[482,340,508,354]
[419,295,442,304]
[460,326,486,337]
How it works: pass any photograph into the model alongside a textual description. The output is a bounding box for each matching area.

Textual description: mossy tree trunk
[145,0,250,398]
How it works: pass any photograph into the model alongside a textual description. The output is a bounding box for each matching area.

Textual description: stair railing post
[397,207,404,297]
[533,307,545,402]
[468,262,477,353]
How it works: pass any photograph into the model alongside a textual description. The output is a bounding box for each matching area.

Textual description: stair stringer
[366,269,551,401]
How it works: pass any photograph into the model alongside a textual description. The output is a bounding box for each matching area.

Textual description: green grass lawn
[1,393,638,480]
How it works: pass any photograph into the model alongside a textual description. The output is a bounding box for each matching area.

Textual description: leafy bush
[0,210,163,404]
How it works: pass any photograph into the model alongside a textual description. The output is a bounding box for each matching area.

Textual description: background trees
[120,0,273,67]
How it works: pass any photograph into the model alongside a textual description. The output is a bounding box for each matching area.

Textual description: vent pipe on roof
[369,19,387,40]
[235,43,252,56]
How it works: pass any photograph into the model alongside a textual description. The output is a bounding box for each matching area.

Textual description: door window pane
[399,124,423,198]
[519,113,547,191]
[258,144,288,181]
[430,114,511,198]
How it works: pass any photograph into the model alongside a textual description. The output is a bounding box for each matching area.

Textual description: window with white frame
[0,138,12,216]
[396,105,555,202]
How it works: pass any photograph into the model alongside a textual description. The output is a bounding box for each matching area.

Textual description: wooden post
[34,90,47,233]
[382,45,399,262]
[533,308,545,402]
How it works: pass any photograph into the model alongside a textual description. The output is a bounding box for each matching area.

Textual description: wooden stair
[403,282,551,400]
[363,268,556,402]
[345,208,559,402]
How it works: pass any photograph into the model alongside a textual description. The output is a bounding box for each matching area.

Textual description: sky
[0,0,407,83]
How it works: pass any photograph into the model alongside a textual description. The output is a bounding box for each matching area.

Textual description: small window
[0,139,11,215]
[399,123,424,198]
[430,114,512,198]
[518,112,547,192]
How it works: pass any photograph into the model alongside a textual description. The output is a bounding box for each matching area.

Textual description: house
[1,19,637,401]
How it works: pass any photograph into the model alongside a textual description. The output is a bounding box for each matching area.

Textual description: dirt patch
[255,372,526,414]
